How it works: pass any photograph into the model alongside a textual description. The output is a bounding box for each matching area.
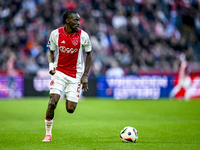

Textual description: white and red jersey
[47,27,92,78]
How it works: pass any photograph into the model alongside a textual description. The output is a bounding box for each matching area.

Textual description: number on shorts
[77,84,81,93]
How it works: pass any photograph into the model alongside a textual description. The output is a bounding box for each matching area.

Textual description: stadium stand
[0,0,200,77]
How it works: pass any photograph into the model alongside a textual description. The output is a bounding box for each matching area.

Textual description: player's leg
[183,76,192,101]
[65,82,82,113]
[43,94,61,142]
[46,93,60,119]
[170,78,183,99]
[169,85,181,98]
[66,100,77,113]
[42,72,65,142]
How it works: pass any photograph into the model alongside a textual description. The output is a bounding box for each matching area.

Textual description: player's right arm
[47,29,58,75]
[48,49,56,75]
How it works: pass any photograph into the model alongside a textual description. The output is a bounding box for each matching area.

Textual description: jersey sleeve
[81,31,92,52]
[47,30,58,51]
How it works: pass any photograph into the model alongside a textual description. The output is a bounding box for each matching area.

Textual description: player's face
[68,13,81,32]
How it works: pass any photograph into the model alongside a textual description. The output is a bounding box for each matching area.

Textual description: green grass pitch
[0,97,200,150]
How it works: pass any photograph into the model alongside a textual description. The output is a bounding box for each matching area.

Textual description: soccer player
[169,51,192,101]
[42,10,93,142]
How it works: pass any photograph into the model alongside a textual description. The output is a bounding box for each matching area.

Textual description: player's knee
[66,105,76,113]
[66,106,75,113]
[67,109,74,114]
[48,95,59,110]
[48,101,56,110]
[66,100,77,114]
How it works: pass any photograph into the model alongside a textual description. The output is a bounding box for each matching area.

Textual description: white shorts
[179,76,191,89]
[49,71,82,103]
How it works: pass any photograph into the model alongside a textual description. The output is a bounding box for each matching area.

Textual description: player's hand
[49,69,56,75]
[81,75,88,92]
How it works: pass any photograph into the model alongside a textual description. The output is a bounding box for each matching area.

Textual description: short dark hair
[62,10,78,24]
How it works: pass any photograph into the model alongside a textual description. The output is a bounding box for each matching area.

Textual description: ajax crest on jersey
[120,126,138,142]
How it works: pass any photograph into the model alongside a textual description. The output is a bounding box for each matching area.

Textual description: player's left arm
[81,51,93,91]
[81,31,93,91]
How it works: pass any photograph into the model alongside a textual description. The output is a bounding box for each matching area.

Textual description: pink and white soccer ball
[120,126,138,142]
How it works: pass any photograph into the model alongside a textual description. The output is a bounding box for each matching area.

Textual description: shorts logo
[72,39,78,46]
[47,41,50,45]
[50,80,54,86]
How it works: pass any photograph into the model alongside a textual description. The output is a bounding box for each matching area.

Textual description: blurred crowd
[1,0,200,77]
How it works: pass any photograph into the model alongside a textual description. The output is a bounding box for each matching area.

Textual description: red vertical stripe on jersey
[57,27,81,78]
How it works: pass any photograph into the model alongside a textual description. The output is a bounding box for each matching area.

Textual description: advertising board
[0,76,24,98]
[97,75,174,99]
[24,76,96,97]
[173,73,200,99]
